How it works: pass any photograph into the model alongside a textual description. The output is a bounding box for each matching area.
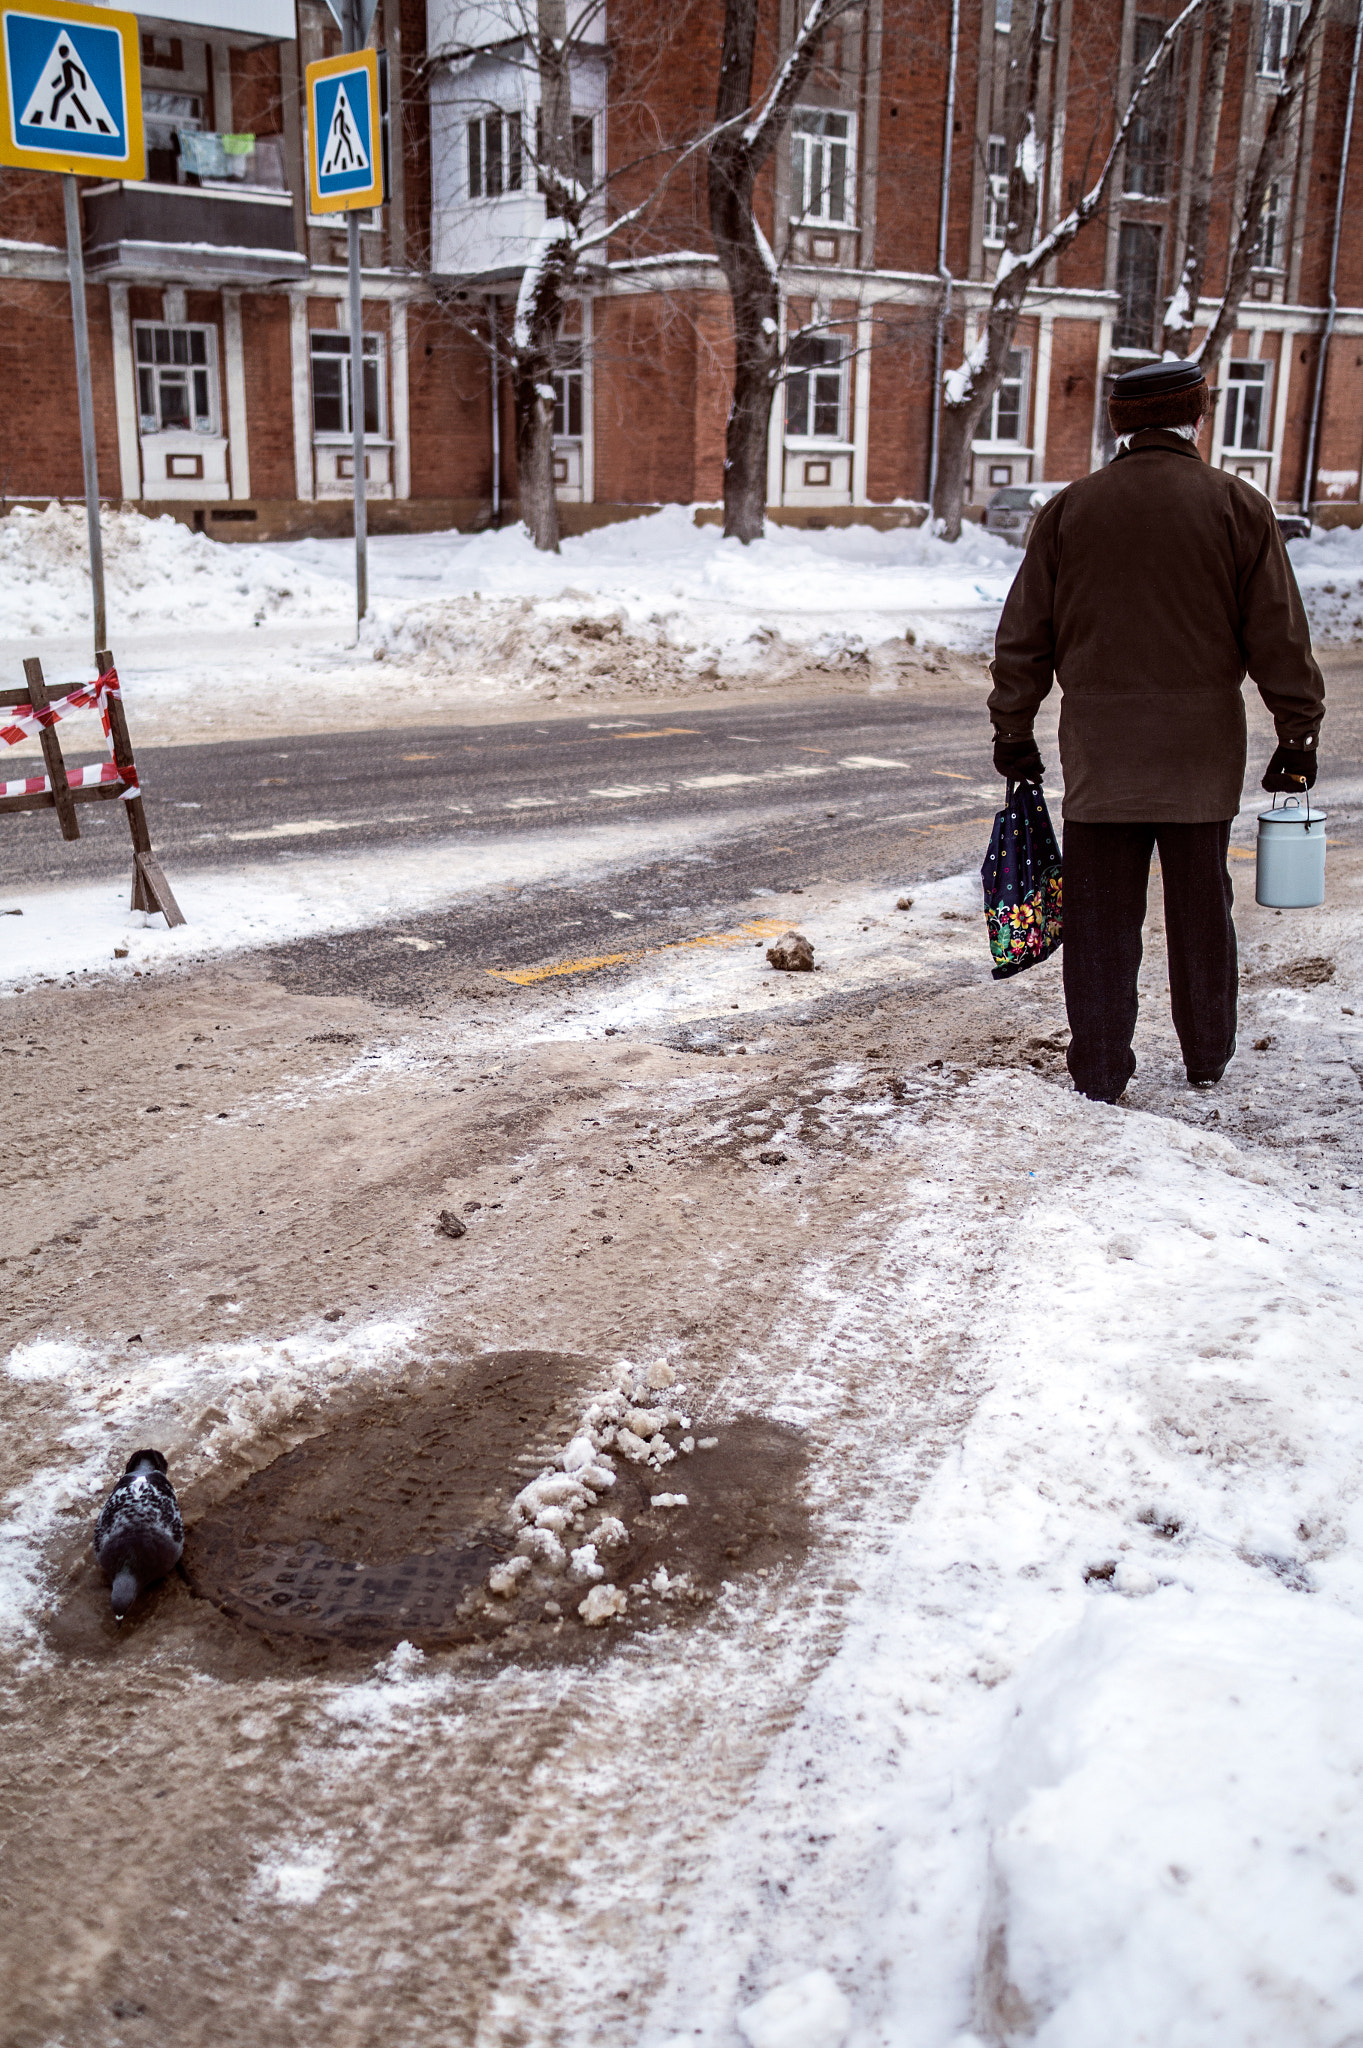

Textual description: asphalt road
[4,694,997,888]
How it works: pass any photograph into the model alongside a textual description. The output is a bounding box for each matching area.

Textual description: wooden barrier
[0,647,185,927]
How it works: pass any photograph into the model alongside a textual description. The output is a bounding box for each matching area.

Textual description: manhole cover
[174,1351,809,1655]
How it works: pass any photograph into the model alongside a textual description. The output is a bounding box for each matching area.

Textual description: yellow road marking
[403,752,439,760]
[487,916,792,987]
[798,746,831,754]
[931,769,969,779]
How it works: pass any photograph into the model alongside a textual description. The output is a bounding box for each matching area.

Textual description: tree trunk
[1197,0,1324,371]
[1162,0,1233,355]
[932,0,1206,540]
[511,0,578,553]
[708,0,774,542]
[933,2,1045,540]
[707,0,857,542]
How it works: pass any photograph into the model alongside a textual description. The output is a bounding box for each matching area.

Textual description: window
[1222,361,1271,451]
[1115,221,1162,350]
[786,331,846,439]
[995,0,1012,25]
[534,112,596,202]
[134,324,217,433]
[987,349,1029,442]
[1257,179,1285,269]
[1125,17,1173,197]
[554,344,584,437]
[310,333,383,437]
[983,134,1008,246]
[1260,0,1304,77]
[143,87,202,186]
[468,110,523,199]
[791,109,855,225]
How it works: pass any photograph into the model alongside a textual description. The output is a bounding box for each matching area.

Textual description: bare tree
[932,0,1206,541]
[1161,0,1234,356]
[707,0,861,543]
[1194,0,1325,370]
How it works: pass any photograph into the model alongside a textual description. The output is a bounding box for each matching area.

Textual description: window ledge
[313,434,395,447]
[784,436,854,453]
[790,217,858,231]
[971,440,1034,454]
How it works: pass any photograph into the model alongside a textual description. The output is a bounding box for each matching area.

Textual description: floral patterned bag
[981,778,1063,980]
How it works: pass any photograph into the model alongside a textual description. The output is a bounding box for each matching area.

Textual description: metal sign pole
[62,172,107,660]
[346,0,367,629]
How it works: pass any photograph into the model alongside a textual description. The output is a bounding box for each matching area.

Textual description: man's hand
[1262,740,1318,792]
[993,731,1045,782]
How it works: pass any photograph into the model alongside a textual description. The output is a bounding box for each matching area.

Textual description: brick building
[1,0,1362,538]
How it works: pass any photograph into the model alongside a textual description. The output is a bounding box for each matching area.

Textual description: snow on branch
[740,0,859,153]
[513,217,575,351]
[1004,0,1205,285]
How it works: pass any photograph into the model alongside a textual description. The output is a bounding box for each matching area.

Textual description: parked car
[984,481,1069,545]
[1274,512,1312,543]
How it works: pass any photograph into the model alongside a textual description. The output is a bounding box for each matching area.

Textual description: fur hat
[1108,357,1209,436]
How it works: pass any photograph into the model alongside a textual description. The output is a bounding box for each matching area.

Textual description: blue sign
[0,3,143,175]
[307,48,383,213]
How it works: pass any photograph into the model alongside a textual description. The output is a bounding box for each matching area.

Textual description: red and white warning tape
[0,667,139,800]
[1,761,135,801]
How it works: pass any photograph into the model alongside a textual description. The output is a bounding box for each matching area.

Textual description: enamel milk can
[1255,794,1326,909]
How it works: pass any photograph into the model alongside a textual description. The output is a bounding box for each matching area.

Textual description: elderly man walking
[988,357,1325,1104]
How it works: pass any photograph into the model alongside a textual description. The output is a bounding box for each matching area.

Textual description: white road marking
[504,796,556,809]
[679,773,761,789]
[588,784,671,800]
[227,819,347,840]
[840,755,908,770]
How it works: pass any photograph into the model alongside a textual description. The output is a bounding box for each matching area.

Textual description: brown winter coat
[988,429,1325,822]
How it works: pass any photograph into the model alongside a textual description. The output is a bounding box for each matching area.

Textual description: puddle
[51,1352,810,1666]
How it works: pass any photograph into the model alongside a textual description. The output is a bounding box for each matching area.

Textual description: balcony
[82,181,305,285]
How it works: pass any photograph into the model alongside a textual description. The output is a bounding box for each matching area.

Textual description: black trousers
[1062,820,1237,1102]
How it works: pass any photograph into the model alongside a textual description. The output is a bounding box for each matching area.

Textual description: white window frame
[553,342,584,439]
[309,331,386,440]
[1260,0,1304,78]
[1256,178,1286,271]
[1221,360,1272,452]
[791,108,856,227]
[785,329,848,441]
[467,108,524,200]
[983,134,1008,247]
[986,347,1030,445]
[134,321,219,434]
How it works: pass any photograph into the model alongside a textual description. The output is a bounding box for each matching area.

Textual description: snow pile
[487,1356,699,1625]
[647,1080,1363,2046]
[1287,521,1363,643]
[355,504,1017,682]
[0,501,343,639]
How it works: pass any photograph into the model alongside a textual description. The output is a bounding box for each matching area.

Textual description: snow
[643,1077,1363,2046]
[1287,519,1363,642]
[0,502,1017,751]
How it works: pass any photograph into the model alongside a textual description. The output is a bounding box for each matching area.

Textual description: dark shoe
[1187,1063,1227,1088]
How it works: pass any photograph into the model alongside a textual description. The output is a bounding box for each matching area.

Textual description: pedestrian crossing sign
[307,47,383,213]
[0,0,143,178]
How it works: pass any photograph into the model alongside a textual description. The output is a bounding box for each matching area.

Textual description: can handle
[1270,788,1312,828]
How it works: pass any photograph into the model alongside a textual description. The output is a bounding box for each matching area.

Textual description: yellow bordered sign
[306,47,383,214]
[0,0,143,178]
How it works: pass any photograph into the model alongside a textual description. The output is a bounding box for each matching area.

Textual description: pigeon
[93,1449,184,1620]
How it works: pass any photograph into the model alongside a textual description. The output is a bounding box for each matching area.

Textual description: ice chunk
[646,1361,676,1389]
[737,1970,851,2048]
[561,1434,598,1471]
[616,1427,651,1462]
[488,1556,532,1597]
[578,1583,627,1625]
[533,1504,575,1535]
[593,1515,629,1550]
[626,1406,668,1437]
[569,1542,604,1583]
[651,1492,688,1508]
[516,1527,566,1571]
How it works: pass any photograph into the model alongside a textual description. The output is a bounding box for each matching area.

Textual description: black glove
[993,731,1044,782]
[1262,740,1318,792]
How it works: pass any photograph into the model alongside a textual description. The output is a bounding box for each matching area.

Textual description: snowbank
[1288,521,1363,643]
[646,1081,1363,2046]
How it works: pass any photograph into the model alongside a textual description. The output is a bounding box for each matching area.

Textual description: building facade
[1,0,1362,538]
